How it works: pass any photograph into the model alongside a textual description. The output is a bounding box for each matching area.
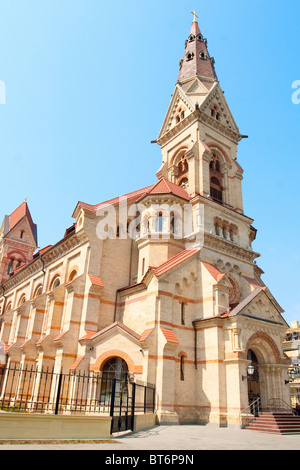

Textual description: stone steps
[246,413,300,435]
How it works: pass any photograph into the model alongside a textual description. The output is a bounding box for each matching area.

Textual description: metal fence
[0,363,155,433]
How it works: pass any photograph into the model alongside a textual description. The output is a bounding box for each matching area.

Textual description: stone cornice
[203,232,260,264]
[190,194,254,224]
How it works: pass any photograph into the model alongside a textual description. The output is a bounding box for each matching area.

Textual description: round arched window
[102,357,128,380]
[34,285,43,299]
[18,294,26,307]
[50,276,61,290]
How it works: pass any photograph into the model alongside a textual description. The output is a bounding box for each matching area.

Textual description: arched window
[210,177,223,203]
[180,356,185,381]
[68,270,77,283]
[181,303,185,325]
[157,212,163,232]
[7,260,14,275]
[50,275,61,290]
[34,284,43,299]
[176,154,189,188]
[99,357,129,404]
[5,302,12,313]
[18,294,26,307]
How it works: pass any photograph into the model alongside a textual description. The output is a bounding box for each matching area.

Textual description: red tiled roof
[243,276,263,290]
[140,328,154,342]
[53,330,69,341]
[79,330,96,341]
[201,262,225,282]
[9,201,34,232]
[12,263,26,275]
[73,184,155,216]
[161,327,179,344]
[70,355,85,371]
[137,178,190,202]
[148,248,200,278]
[88,274,104,287]
[33,245,53,259]
[36,334,50,345]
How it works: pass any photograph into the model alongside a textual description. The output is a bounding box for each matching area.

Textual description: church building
[0,15,291,426]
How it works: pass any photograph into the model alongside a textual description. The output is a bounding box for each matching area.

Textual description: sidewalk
[0,424,299,450]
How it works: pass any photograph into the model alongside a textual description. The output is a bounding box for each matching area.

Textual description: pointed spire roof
[3,200,38,245]
[8,201,34,232]
[177,18,217,87]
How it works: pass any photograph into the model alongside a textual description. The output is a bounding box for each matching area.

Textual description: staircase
[246,412,300,435]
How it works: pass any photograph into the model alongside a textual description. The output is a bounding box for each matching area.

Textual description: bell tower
[156,13,244,215]
[0,200,38,283]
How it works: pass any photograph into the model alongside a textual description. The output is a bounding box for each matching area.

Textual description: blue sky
[0,0,299,325]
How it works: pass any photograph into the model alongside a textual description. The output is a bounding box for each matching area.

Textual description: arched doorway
[99,357,128,405]
[247,349,260,407]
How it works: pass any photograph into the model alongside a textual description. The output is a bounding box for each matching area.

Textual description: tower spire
[177,17,217,87]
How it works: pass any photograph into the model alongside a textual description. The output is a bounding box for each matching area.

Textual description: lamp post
[242,364,255,381]
[285,369,296,385]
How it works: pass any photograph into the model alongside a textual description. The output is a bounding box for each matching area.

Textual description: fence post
[131,382,136,431]
[54,370,63,415]
[110,379,117,434]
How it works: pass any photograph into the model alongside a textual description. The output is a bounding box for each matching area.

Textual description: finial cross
[191,10,198,22]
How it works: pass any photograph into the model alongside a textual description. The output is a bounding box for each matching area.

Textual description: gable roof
[83,321,141,342]
[221,287,287,326]
[146,248,200,278]
[137,178,190,202]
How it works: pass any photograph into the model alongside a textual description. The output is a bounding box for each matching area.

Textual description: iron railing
[0,363,155,424]
[267,398,297,415]
[239,397,261,429]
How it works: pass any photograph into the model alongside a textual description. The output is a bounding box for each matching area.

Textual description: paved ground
[0,424,299,451]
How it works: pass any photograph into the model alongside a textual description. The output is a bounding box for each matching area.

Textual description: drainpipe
[192,320,198,370]
[40,253,46,291]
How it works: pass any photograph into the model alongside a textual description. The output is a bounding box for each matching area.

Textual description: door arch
[247,349,260,406]
[245,332,286,411]
[102,356,128,381]
[99,356,129,405]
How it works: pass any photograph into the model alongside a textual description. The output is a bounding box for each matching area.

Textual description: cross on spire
[191,10,198,22]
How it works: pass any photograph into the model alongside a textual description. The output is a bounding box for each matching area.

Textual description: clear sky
[0,0,299,325]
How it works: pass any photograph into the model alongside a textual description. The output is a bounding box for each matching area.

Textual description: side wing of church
[0,17,290,426]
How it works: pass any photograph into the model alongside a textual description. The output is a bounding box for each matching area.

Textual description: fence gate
[110,375,135,434]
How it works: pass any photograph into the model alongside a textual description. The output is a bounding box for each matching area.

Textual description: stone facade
[0,18,291,426]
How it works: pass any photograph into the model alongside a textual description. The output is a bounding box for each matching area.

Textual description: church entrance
[100,356,133,433]
[100,357,129,405]
[247,349,261,411]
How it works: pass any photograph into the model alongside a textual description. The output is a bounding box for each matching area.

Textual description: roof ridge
[148,247,200,277]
